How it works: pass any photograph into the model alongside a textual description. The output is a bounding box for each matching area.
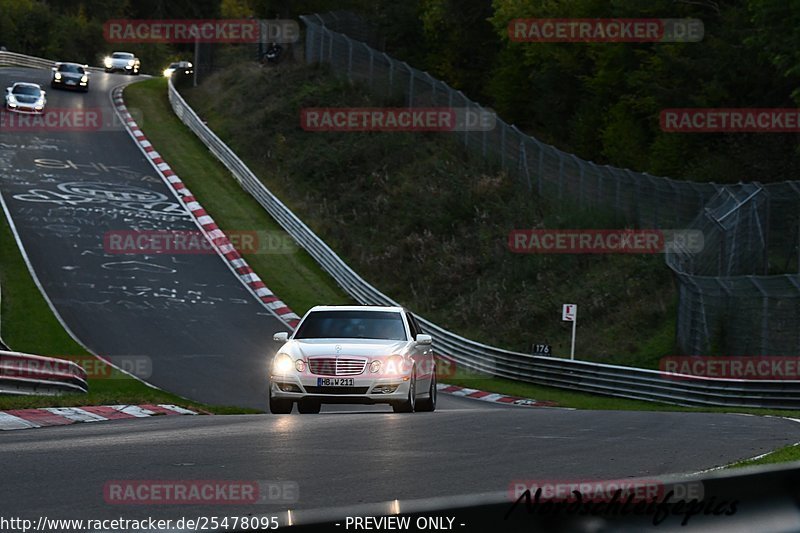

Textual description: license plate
[66,80,76,85]
[317,378,354,386]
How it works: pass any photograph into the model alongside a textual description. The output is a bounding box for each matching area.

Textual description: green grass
[446,370,800,418]
[0,185,256,414]
[123,77,352,315]
[729,443,800,468]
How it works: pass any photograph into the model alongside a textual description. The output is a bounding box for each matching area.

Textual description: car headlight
[272,353,294,374]
[80,74,88,83]
[163,68,174,77]
[127,59,135,66]
[369,360,382,373]
[295,360,306,372]
[104,57,112,68]
[187,62,193,68]
[54,72,62,80]
[383,355,408,375]
[8,95,16,104]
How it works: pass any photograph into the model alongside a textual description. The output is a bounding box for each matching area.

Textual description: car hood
[288,339,411,359]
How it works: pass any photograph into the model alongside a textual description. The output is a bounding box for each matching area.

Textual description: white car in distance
[270,306,437,414]
[103,51,140,74]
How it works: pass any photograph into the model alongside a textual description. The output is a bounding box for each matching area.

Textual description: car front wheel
[392,372,416,413]
[416,372,436,412]
[268,387,292,414]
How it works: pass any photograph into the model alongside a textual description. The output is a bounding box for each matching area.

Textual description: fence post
[404,62,414,107]
[367,44,374,88]
[519,137,532,191]
[347,40,353,79]
[384,53,394,99]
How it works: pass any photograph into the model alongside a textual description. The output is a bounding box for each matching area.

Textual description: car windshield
[112,52,133,59]
[12,85,40,96]
[294,310,407,340]
[58,64,84,73]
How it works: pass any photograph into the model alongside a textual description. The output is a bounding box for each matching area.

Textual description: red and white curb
[111,87,300,328]
[0,404,198,431]
[437,384,560,408]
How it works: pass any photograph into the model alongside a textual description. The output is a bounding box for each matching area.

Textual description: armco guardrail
[165,78,800,410]
[284,461,800,531]
[0,50,104,72]
[0,351,88,395]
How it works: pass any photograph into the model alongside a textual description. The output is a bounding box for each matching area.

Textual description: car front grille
[308,357,367,376]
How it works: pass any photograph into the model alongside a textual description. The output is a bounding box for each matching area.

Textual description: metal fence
[300,13,800,357]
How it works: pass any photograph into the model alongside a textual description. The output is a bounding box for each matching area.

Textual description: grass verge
[729,443,800,468]
[446,371,800,418]
[180,61,677,367]
[123,77,351,315]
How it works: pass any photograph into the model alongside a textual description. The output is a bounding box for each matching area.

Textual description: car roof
[112,51,134,55]
[307,305,406,314]
[55,62,86,67]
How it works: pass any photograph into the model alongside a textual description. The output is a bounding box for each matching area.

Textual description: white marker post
[562,304,577,360]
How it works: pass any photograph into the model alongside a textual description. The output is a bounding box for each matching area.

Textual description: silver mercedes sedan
[269,306,437,414]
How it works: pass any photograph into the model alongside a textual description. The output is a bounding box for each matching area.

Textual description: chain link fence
[300,13,800,357]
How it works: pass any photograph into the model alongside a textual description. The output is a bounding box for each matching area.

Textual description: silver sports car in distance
[270,306,437,414]
[5,82,46,113]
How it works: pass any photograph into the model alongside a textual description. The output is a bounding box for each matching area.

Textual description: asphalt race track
[3,65,800,527]
[2,409,800,521]
[0,68,294,408]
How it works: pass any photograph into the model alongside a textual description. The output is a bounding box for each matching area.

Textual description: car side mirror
[415,334,432,345]
[273,332,289,342]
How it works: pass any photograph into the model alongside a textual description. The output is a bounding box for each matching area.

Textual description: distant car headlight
[187,62,193,68]
[369,360,382,373]
[272,353,294,374]
[54,72,62,80]
[384,355,407,376]
[103,57,112,68]
[163,68,174,77]
[127,59,135,66]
